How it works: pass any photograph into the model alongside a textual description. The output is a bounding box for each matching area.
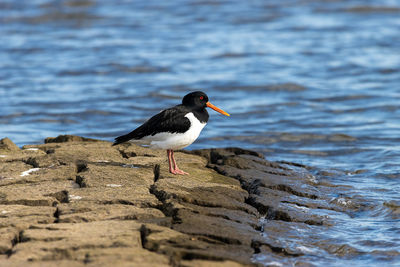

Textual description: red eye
[200,96,204,100]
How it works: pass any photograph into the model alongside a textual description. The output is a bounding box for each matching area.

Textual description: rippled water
[1,0,400,265]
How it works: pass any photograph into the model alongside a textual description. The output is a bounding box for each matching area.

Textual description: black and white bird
[112,91,230,175]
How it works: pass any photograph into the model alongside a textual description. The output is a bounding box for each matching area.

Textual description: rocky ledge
[0,135,360,266]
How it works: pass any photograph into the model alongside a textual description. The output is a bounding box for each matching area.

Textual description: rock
[0,145,46,163]
[0,161,34,184]
[141,223,254,265]
[0,164,77,187]
[151,177,255,214]
[0,205,56,229]
[71,163,160,207]
[44,135,101,143]
[0,227,19,254]
[173,209,257,246]
[11,220,170,266]
[56,202,165,223]
[0,138,20,151]
[176,202,259,228]
[0,180,80,207]
[0,135,359,266]
[191,147,264,165]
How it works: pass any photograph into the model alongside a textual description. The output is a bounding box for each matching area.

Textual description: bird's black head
[182,91,209,109]
[182,91,230,116]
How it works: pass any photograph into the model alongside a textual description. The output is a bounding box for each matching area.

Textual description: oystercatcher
[112,91,230,175]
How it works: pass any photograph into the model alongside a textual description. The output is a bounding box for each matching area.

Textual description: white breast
[143,112,206,150]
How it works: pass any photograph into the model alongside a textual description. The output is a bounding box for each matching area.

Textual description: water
[1,0,400,265]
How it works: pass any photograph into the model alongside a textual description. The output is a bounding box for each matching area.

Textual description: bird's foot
[175,168,189,175]
[169,168,189,175]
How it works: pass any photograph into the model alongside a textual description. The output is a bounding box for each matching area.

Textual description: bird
[112,91,230,175]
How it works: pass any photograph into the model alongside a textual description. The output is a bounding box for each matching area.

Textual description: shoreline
[0,135,357,266]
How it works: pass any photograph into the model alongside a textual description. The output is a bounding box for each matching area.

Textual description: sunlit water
[1,0,400,265]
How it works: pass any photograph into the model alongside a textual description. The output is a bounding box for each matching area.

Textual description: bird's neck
[192,108,209,123]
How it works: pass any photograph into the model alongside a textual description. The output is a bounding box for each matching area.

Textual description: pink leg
[167,150,177,174]
[171,150,188,175]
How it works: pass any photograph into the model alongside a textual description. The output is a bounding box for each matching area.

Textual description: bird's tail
[112,132,136,146]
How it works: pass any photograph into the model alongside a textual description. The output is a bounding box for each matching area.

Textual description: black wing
[113,105,191,146]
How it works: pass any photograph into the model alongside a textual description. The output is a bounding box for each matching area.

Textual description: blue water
[1,0,400,265]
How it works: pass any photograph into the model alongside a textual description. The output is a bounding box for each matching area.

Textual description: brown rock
[0,205,56,229]
[142,223,255,264]
[0,227,19,254]
[0,181,75,207]
[173,209,257,246]
[44,135,101,143]
[151,178,255,214]
[0,135,357,266]
[10,221,170,266]
[0,138,20,151]
[0,164,77,187]
[57,202,165,223]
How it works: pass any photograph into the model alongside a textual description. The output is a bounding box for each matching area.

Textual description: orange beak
[206,102,230,116]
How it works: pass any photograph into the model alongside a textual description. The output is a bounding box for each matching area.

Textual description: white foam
[264,262,283,267]
[25,148,39,151]
[297,206,310,211]
[296,245,316,254]
[337,197,351,206]
[288,202,309,211]
[306,174,318,183]
[106,184,122,187]
[20,168,40,177]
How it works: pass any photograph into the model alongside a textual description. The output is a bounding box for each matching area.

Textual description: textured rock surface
[0,136,352,266]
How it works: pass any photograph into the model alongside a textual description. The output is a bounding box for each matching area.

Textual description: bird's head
[182,91,230,116]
